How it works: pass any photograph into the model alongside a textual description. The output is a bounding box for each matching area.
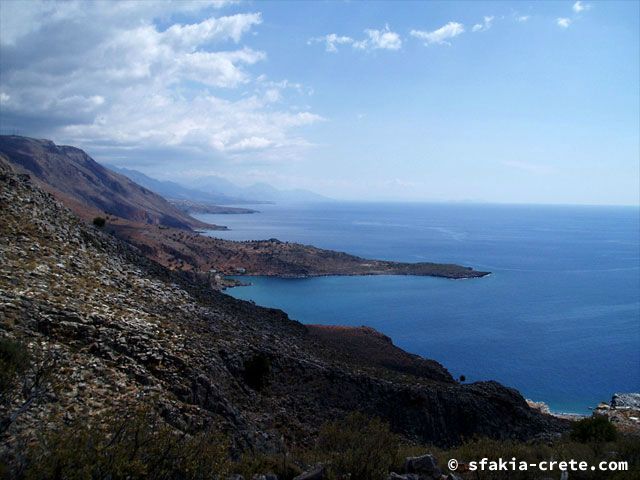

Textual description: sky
[0,0,638,205]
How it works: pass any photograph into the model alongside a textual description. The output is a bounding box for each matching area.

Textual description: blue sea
[197,203,640,414]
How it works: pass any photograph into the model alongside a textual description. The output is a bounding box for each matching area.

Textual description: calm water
[197,203,640,414]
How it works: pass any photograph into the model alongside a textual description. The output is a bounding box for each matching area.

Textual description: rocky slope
[0,135,214,230]
[0,157,565,471]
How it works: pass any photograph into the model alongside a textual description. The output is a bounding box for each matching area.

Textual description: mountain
[0,156,566,476]
[107,166,330,205]
[105,165,250,205]
[0,136,211,230]
[190,175,331,204]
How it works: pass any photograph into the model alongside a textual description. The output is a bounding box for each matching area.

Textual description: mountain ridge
[0,136,216,230]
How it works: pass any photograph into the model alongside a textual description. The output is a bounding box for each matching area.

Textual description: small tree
[459,375,466,383]
[570,416,617,443]
[0,339,58,435]
[92,216,106,228]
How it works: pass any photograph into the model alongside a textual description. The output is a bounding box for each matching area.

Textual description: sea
[196,202,640,414]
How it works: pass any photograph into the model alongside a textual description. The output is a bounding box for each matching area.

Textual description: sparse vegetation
[24,406,231,480]
[313,412,400,480]
[92,216,106,228]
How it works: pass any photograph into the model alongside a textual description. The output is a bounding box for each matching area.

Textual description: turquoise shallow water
[197,202,640,414]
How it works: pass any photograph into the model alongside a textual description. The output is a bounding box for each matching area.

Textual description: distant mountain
[0,136,209,230]
[108,166,331,204]
[190,176,331,203]
[105,165,249,205]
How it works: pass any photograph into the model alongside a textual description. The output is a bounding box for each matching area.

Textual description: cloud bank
[0,0,321,165]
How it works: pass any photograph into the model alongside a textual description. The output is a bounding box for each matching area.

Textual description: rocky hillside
[0,156,567,475]
[0,136,213,230]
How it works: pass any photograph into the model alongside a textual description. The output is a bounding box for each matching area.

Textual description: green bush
[92,216,106,228]
[0,338,29,396]
[315,412,400,480]
[243,353,271,391]
[571,415,618,443]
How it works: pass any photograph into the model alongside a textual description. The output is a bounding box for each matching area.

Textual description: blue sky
[0,1,638,205]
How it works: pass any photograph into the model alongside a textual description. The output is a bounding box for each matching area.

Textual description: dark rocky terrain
[0,156,566,474]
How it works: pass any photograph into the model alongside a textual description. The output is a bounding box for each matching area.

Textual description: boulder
[404,453,441,477]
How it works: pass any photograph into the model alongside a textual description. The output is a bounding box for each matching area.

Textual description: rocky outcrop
[593,393,640,434]
[0,159,566,471]
[611,393,640,410]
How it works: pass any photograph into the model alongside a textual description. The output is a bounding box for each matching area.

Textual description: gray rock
[293,466,324,480]
[404,453,441,477]
[611,393,640,409]
[444,474,462,480]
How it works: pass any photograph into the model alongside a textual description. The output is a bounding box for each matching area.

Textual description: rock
[388,474,421,480]
[611,393,640,410]
[227,476,245,480]
[404,453,441,477]
[293,465,325,480]
[442,474,462,480]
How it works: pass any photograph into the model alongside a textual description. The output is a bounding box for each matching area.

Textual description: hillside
[108,218,489,280]
[0,156,566,475]
[0,136,215,230]
[0,136,488,281]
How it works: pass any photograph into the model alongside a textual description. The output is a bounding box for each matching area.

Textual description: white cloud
[573,1,589,13]
[163,13,262,48]
[556,17,572,28]
[516,15,531,23]
[0,2,321,163]
[309,25,401,52]
[308,33,354,53]
[360,25,402,50]
[410,22,465,46]
[472,16,494,33]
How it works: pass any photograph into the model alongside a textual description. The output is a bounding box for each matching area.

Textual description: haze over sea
[198,202,640,414]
